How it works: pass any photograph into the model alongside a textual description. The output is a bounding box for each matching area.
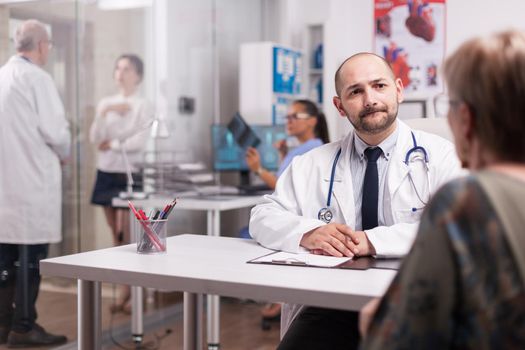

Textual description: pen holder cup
[134,219,167,254]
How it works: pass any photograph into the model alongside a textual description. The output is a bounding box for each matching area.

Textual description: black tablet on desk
[339,257,401,270]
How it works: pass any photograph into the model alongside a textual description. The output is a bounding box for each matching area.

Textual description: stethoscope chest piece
[318,207,333,224]
[318,148,342,224]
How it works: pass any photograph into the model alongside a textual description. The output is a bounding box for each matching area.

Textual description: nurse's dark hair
[115,54,144,82]
[293,99,330,144]
[443,30,525,162]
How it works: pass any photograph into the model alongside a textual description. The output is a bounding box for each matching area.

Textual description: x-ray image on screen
[226,112,261,149]
[211,124,286,172]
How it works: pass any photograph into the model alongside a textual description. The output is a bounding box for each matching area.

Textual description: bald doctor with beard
[250,53,462,350]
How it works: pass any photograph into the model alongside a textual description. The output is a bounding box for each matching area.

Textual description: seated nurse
[245,99,330,189]
[244,98,330,328]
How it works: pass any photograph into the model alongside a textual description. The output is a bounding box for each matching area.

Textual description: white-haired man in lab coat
[249,53,463,350]
[0,19,70,347]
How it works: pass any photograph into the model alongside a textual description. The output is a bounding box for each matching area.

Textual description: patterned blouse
[361,174,525,349]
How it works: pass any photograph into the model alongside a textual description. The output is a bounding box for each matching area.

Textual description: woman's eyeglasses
[285,113,313,121]
[433,94,461,118]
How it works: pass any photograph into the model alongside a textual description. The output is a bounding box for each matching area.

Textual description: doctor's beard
[348,105,398,135]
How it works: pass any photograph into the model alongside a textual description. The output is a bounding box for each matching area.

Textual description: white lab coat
[0,55,71,244]
[249,119,462,335]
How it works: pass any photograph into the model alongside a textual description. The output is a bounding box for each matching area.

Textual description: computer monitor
[211,124,287,173]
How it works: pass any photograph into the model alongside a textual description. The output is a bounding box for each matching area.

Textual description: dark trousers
[0,243,49,332]
[277,307,360,350]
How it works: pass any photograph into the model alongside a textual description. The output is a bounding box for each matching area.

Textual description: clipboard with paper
[248,251,401,270]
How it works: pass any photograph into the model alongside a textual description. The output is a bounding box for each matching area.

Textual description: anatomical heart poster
[374,0,446,98]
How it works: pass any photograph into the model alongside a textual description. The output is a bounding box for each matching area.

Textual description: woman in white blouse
[89,54,152,313]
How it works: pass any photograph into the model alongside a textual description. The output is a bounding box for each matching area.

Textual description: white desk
[112,194,264,349]
[41,234,396,350]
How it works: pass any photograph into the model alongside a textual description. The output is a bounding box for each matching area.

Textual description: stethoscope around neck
[317,132,430,224]
[317,148,342,224]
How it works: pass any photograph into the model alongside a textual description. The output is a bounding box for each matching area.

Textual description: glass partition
[0,0,271,346]
[0,0,213,342]
[0,0,220,254]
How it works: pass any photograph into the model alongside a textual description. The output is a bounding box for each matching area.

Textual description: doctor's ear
[332,96,347,117]
[395,78,404,104]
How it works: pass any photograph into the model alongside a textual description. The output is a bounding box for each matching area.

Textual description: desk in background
[41,234,396,350]
[112,194,264,349]
[113,193,264,237]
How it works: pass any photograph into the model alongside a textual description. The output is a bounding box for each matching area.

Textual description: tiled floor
[0,281,280,350]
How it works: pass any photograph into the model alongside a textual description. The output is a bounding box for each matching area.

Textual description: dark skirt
[90,170,141,207]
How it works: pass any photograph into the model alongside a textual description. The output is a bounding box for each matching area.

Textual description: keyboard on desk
[190,184,272,197]
[196,185,240,196]
[237,184,273,195]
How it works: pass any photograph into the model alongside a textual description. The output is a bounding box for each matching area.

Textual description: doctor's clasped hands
[301,223,375,257]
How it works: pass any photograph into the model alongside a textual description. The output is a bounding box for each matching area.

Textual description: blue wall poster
[273,46,302,95]
[272,95,293,125]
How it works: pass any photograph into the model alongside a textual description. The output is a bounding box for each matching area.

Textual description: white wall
[216,0,264,121]
[446,0,525,54]
[262,0,372,141]
[324,0,373,141]
[148,0,263,235]
[0,7,9,65]
[153,0,262,158]
[274,0,525,141]
[264,0,330,48]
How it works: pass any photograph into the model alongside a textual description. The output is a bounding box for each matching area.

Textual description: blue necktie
[362,147,383,230]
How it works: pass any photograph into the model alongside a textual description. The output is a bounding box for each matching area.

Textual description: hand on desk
[301,224,376,257]
[346,230,376,257]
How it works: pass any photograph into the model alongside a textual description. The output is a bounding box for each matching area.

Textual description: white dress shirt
[351,124,399,230]
[89,92,152,173]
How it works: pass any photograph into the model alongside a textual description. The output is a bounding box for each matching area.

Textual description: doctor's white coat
[249,119,462,334]
[0,55,71,244]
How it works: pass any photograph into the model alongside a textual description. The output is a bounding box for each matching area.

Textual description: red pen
[156,203,171,220]
[162,199,178,219]
[128,200,140,218]
[128,201,165,251]
[140,218,164,251]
